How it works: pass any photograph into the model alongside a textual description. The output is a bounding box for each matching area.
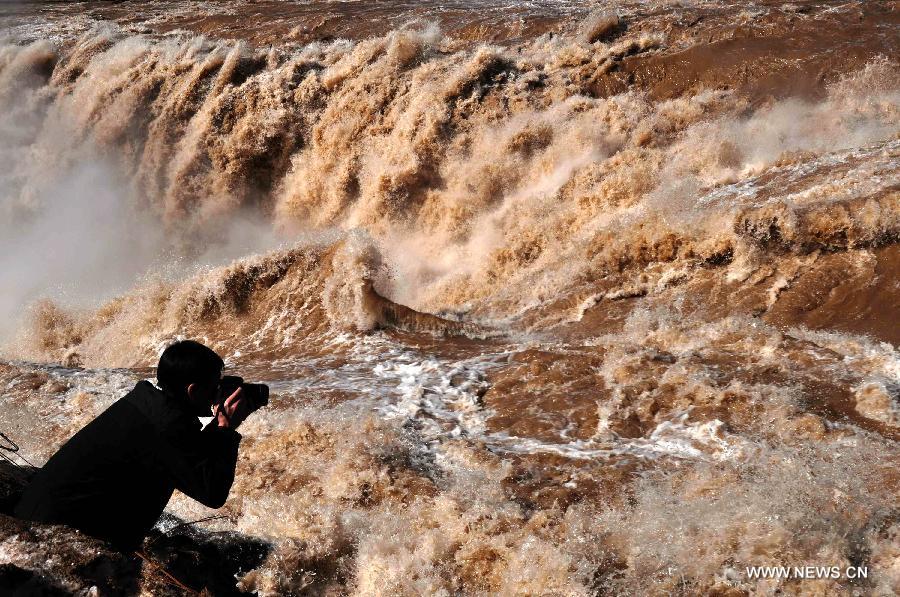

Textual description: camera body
[219,375,269,412]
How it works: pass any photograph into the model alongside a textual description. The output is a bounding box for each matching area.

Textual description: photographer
[14,340,265,551]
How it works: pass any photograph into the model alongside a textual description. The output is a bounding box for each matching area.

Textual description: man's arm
[154,422,242,509]
[149,386,249,508]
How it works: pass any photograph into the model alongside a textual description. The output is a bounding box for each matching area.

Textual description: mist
[0,37,288,351]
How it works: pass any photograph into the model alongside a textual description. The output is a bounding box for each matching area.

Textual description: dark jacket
[14,380,241,550]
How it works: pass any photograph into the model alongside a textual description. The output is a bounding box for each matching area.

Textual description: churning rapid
[0,0,898,594]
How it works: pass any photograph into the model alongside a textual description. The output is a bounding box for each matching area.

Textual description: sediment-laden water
[0,0,898,594]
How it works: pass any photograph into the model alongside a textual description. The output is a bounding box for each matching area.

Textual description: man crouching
[15,340,262,551]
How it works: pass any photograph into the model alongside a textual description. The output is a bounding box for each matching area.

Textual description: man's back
[15,380,241,550]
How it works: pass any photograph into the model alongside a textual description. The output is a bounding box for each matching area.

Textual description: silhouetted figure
[15,340,254,551]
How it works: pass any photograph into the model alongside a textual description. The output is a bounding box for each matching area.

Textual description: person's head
[156,340,224,416]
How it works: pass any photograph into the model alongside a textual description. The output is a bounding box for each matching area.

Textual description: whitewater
[0,0,898,594]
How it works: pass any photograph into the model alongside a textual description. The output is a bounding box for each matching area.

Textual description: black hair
[156,340,224,396]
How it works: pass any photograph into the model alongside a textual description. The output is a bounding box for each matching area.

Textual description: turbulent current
[0,0,898,594]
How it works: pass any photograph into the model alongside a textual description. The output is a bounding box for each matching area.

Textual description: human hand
[214,386,249,429]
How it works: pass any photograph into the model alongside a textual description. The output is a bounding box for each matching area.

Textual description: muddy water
[0,0,898,594]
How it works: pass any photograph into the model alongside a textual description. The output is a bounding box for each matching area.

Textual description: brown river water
[0,0,898,594]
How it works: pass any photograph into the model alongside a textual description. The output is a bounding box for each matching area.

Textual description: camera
[219,375,269,412]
